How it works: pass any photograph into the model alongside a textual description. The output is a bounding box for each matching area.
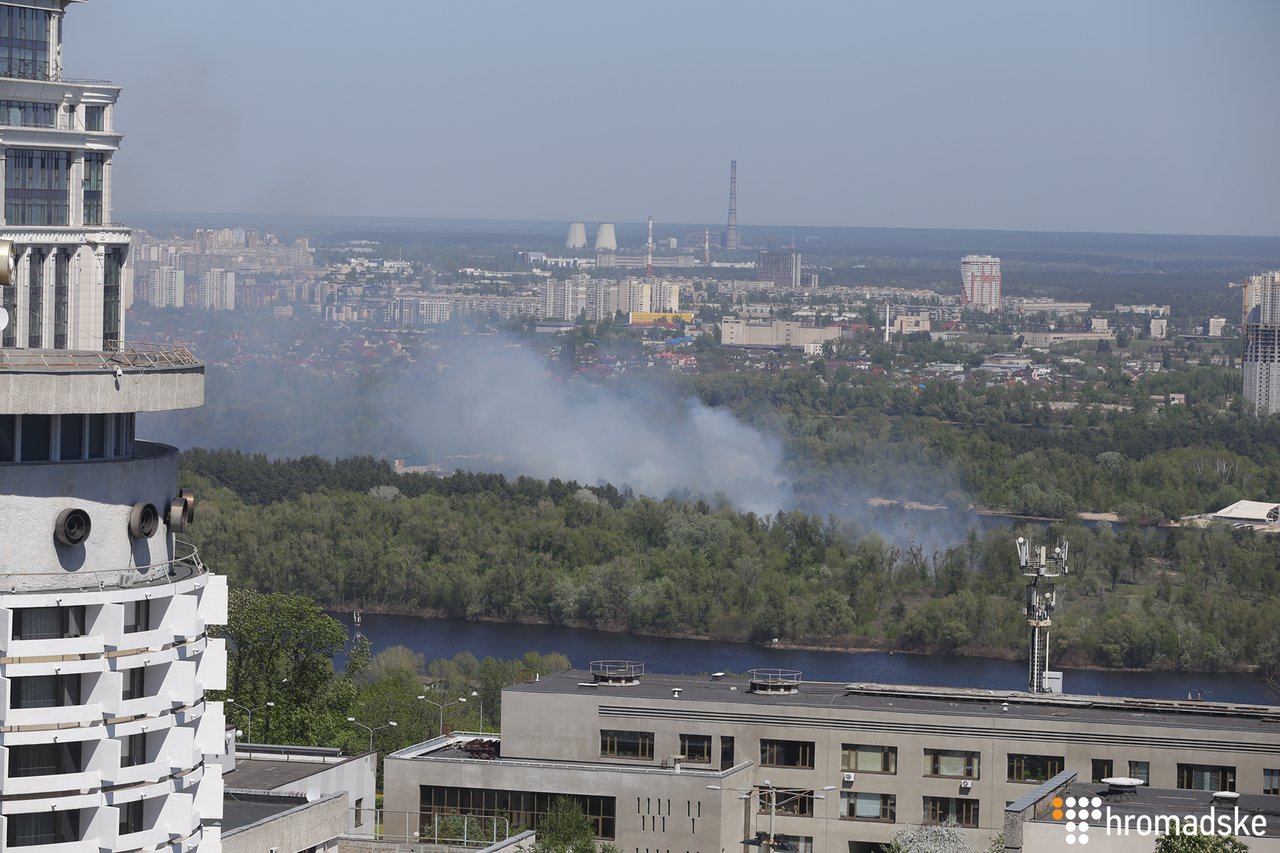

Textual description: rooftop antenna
[1016,536,1068,693]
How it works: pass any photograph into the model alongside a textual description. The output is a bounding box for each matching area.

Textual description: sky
[67,0,1280,236]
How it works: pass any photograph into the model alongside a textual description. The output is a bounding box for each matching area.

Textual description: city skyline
[64,0,1280,237]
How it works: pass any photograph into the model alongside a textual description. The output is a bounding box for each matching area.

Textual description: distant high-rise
[199,268,236,311]
[757,248,800,290]
[1242,270,1280,415]
[565,222,587,250]
[725,160,738,251]
[149,266,185,308]
[961,254,1002,311]
[594,223,617,252]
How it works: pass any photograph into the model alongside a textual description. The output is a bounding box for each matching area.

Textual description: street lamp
[226,699,274,745]
[417,693,466,737]
[470,690,483,733]
[706,783,833,851]
[347,716,397,753]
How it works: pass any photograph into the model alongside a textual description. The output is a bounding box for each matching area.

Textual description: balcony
[0,766,101,797]
[0,341,200,372]
[0,540,207,597]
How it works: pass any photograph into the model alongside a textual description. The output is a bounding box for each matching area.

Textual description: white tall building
[148,266,185,308]
[961,254,1001,311]
[198,269,235,311]
[1242,271,1280,416]
[0,3,227,851]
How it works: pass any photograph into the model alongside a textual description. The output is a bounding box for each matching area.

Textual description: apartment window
[721,735,735,770]
[7,811,80,847]
[5,148,70,225]
[120,733,147,768]
[53,249,69,348]
[1129,761,1150,786]
[923,796,980,828]
[12,674,79,708]
[1007,753,1064,784]
[1265,769,1280,796]
[0,99,55,127]
[842,792,896,822]
[124,599,151,634]
[679,734,711,763]
[103,248,124,348]
[1178,764,1235,792]
[8,742,79,777]
[12,605,85,640]
[27,247,43,347]
[600,730,653,760]
[0,7,51,80]
[354,797,365,827]
[758,788,814,818]
[84,105,105,132]
[83,152,104,226]
[760,739,815,769]
[1092,759,1114,783]
[842,744,897,774]
[118,799,143,836]
[122,666,147,701]
[772,835,813,853]
[925,749,980,779]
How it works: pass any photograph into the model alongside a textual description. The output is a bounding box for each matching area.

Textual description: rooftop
[221,792,305,834]
[225,746,370,791]
[0,342,200,373]
[505,669,1280,736]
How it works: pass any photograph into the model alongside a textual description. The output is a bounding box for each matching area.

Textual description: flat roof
[505,670,1280,736]
[224,752,365,791]
[221,792,307,834]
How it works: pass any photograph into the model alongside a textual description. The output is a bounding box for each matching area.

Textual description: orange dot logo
[1052,797,1065,820]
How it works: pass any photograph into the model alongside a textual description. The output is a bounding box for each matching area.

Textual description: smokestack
[704,228,710,264]
[646,216,654,275]
[566,222,587,250]
[726,160,738,251]
[594,223,617,252]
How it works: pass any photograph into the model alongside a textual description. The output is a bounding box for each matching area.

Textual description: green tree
[533,797,617,853]
[1154,832,1250,853]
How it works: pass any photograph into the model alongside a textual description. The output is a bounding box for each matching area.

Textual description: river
[332,611,1272,705]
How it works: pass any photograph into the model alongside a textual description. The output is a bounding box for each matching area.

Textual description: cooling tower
[566,222,588,250]
[595,223,617,252]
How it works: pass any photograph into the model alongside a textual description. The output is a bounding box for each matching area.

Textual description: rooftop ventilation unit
[128,502,160,539]
[54,508,91,546]
[590,660,644,685]
[747,668,802,695]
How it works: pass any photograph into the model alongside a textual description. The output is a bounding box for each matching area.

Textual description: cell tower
[1017,536,1068,694]
[726,160,738,251]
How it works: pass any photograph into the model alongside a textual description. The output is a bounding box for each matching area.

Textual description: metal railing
[351,808,512,848]
[0,538,206,593]
[0,341,201,371]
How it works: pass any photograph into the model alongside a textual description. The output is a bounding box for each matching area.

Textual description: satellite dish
[0,306,8,333]
[305,787,322,803]
[0,240,13,287]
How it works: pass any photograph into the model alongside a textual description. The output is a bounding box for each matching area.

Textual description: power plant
[725,159,738,251]
[594,223,617,252]
[565,222,587,250]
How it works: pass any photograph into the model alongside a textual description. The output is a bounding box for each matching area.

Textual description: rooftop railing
[0,341,200,371]
[0,538,206,594]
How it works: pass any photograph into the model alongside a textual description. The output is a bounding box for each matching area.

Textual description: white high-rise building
[1242,271,1280,416]
[961,254,1001,311]
[198,269,235,311]
[148,267,185,308]
[0,3,227,851]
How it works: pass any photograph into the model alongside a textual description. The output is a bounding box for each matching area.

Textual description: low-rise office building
[385,664,1280,852]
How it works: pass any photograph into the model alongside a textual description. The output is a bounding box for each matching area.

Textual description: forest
[184,450,1280,675]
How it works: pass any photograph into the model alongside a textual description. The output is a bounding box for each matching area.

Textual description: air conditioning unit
[960,780,973,789]
[843,772,856,783]
[119,573,136,588]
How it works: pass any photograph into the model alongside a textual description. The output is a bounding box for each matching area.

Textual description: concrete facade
[720,317,841,350]
[221,792,345,853]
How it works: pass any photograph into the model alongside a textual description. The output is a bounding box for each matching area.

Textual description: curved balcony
[1,539,207,597]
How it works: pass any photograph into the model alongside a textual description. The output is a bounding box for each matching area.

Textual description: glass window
[118,799,143,835]
[771,835,813,853]
[0,7,52,80]
[20,413,51,461]
[83,152,104,226]
[103,248,124,348]
[721,735,735,769]
[1007,753,1065,784]
[0,414,13,461]
[122,666,147,701]
[926,749,980,779]
[8,742,79,777]
[842,792,896,822]
[84,105,105,132]
[842,744,897,774]
[923,796,979,828]
[679,733,711,763]
[758,788,814,818]
[87,414,107,459]
[1265,769,1280,797]
[60,414,84,460]
[0,99,55,127]
[5,148,70,225]
[120,733,147,768]
[1129,761,1150,785]
[13,606,84,640]
[1179,764,1235,792]
[53,249,69,348]
[13,674,78,708]
[1092,759,1114,783]
[124,599,151,634]
[27,247,43,347]
[599,730,653,759]
[760,739,815,769]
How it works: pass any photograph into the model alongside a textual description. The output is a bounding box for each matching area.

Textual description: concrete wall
[222,793,346,853]
[0,367,203,415]
[264,752,378,835]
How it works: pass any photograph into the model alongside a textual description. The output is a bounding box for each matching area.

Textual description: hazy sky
[67,0,1280,236]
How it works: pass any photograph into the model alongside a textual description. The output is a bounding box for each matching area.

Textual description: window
[87,413,106,459]
[1007,753,1064,784]
[0,414,13,461]
[1129,761,1150,785]
[103,248,124,348]
[122,667,147,701]
[60,414,84,461]
[5,148,70,225]
[20,414,51,461]
[1092,759,1114,783]
[13,606,85,640]
[118,799,143,835]
[7,811,80,847]
[84,105,105,132]
[120,733,147,768]
[923,796,979,828]
[124,599,151,634]
[842,744,897,774]
[771,835,812,853]
[27,247,43,347]
[720,735,735,770]
[679,734,711,763]
[599,730,653,760]
[0,7,52,80]
[760,739,815,769]
[420,785,616,840]
[925,749,980,779]
[842,792,895,822]
[83,152,104,226]
[8,743,79,777]
[758,788,814,818]
[12,674,79,708]
[1266,769,1280,797]
[53,249,69,348]
[0,99,55,127]
[354,797,365,827]
[1179,764,1235,792]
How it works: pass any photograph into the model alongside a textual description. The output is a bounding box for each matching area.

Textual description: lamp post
[470,690,483,733]
[346,717,397,753]
[417,693,466,737]
[226,699,273,745]
[706,783,833,851]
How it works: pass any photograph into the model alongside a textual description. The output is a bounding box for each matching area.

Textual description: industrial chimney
[566,222,587,250]
[595,223,617,252]
[726,160,738,251]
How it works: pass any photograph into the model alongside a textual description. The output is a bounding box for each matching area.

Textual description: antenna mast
[646,216,654,275]
[726,160,738,251]
[1016,536,1068,694]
